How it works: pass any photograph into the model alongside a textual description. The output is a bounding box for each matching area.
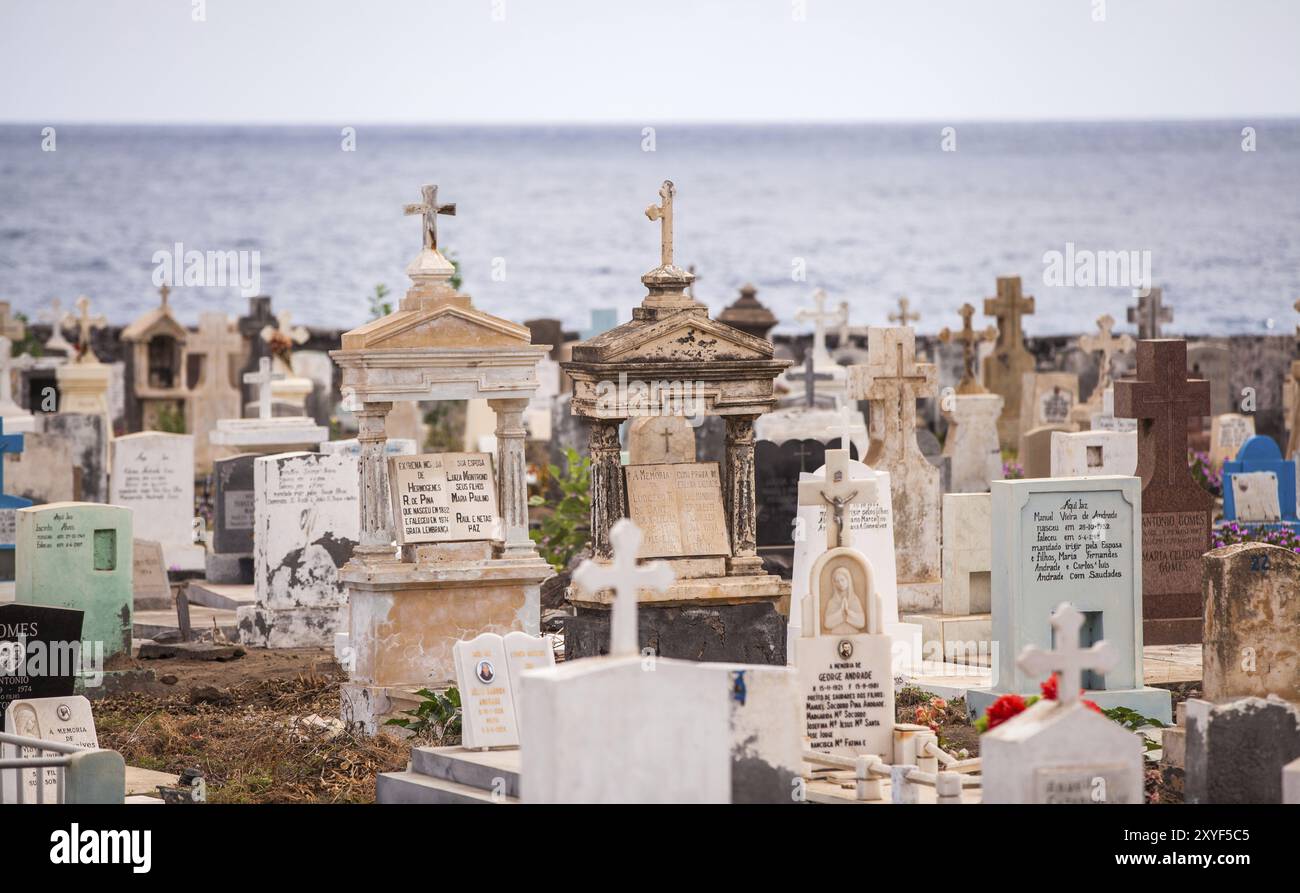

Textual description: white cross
[795,289,847,368]
[259,310,309,349]
[798,447,877,550]
[1017,602,1118,706]
[571,518,675,658]
[243,356,285,421]
[38,298,72,352]
[826,404,865,450]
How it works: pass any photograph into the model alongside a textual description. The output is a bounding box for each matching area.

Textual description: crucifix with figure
[939,302,997,395]
[1127,287,1172,340]
[62,296,106,364]
[1078,313,1134,398]
[244,356,286,421]
[404,184,457,252]
[798,446,876,551]
[571,518,675,657]
[1018,602,1118,705]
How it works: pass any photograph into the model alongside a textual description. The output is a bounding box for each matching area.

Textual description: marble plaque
[625,462,730,559]
[387,452,500,545]
[453,632,519,750]
[1032,763,1137,804]
[796,633,893,759]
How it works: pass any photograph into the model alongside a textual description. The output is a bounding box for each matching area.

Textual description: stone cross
[243,356,285,422]
[644,180,676,268]
[259,310,309,353]
[1127,287,1172,340]
[984,277,1035,354]
[571,518,675,658]
[1114,340,1209,489]
[796,289,847,367]
[888,296,920,327]
[0,302,25,342]
[854,329,937,443]
[1017,602,1118,706]
[939,303,996,395]
[404,184,456,252]
[0,417,23,494]
[798,447,876,550]
[790,351,833,407]
[62,295,106,364]
[827,404,865,451]
[158,283,171,308]
[38,297,72,353]
[1078,313,1134,397]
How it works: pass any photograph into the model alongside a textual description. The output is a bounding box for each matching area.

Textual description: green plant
[384,687,462,744]
[1103,705,1166,754]
[153,403,187,434]
[367,284,393,320]
[528,447,591,571]
[12,313,43,358]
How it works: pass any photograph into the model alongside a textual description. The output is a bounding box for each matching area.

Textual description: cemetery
[2,9,1299,873]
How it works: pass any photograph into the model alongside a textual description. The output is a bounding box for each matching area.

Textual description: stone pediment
[121,308,187,343]
[341,300,535,352]
[570,311,774,366]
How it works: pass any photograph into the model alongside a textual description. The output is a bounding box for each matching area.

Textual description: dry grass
[95,669,410,803]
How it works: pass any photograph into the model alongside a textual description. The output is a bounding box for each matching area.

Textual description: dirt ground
[94,648,410,803]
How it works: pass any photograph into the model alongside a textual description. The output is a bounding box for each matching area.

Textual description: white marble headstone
[2,694,97,803]
[453,632,519,750]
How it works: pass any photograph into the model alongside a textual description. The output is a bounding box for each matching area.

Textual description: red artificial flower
[1082,699,1102,713]
[984,694,1028,730]
[1040,673,1059,700]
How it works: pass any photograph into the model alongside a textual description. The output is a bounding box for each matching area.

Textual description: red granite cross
[1113,340,1209,489]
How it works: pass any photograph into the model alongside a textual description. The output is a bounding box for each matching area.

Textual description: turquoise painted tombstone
[0,418,34,579]
[14,502,134,660]
[1221,435,1299,532]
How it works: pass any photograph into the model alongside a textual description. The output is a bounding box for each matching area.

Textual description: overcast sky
[2,0,1298,124]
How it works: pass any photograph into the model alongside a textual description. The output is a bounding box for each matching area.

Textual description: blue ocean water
[0,121,1297,336]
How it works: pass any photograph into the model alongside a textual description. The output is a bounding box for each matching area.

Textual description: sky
[1,0,1298,124]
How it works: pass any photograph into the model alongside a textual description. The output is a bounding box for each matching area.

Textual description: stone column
[725,414,763,575]
[489,398,537,559]
[353,400,395,562]
[588,418,626,559]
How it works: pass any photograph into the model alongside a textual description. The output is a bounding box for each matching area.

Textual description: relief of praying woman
[823,565,866,635]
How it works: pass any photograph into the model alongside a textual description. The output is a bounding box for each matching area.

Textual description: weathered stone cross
[404,184,456,252]
[259,310,309,353]
[1078,313,1134,396]
[1018,602,1118,706]
[888,296,920,327]
[243,356,285,422]
[62,296,106,363]
[790,351,834,407]
[939,302,997,395]
[1127,286,1172,340]
[854,328,937,441]
[572,518,675,658]
[798,446,876,550]
[0,302,25,342]
[644,180,676,268]
[1113,340,1209,489]
[983,276,1035,355]
[796,289,846,367]
[158,283,171,308]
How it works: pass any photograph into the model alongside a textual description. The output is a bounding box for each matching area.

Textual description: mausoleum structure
[330,184,553,733]
[561,181,791,663]
[121,284,190,432]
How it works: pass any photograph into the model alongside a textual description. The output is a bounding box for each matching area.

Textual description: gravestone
[1018,371,1079,452]
[131,539,171,610]
[236,452,359,648]
[943,393,1003,493]
[187,312,244,475]
[1050,430,1138,478]
[937,302,996,395]
[15,503,133,661]
[110,432,199,572]
[1090,387,1136,433]
[1202,543,1300,703]
[523,520,801,803]
[1210,413,1255,469]
[0,418,32,580]
[41,414,109,503]
[1074,314,1134,427]
[3,427,74,507]
[624,462,731,563]
[2,694,98,803]
[1019,424,1071,478]
[982,276,1036,449]
[0,603,83,730]
[793,447,895,759]
[968,475,1171,724]
[627,415,696,465]
[1221,435,1298,529]
[207,453,256,584]
[318,437,418,457]
[388,452,501,545]
[849,327,941,611]
[755,439,827,550]
[1187,343,1232,419]
[1127,286,1172,340]
[1114,339,1213,645]
[981,603,1144,804]
[1185,695,1300,804]
[453,632,519,750]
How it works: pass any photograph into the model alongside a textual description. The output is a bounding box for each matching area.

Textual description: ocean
[1,121,1297,337]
